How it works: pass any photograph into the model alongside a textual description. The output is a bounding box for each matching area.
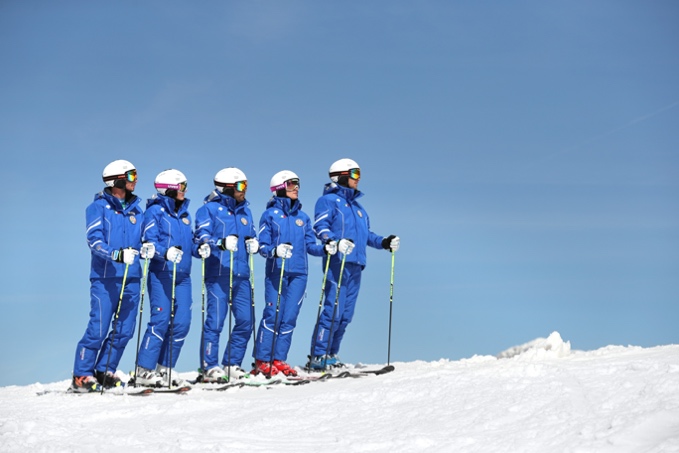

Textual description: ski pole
[199,255,206,376]
[267,255,286,378]
[168,259,177,389]
[249,252,258,362]
[322,250,347,370]
[307,254,331,373]
[387,251,395,366]
[132,255,150,387]
[226,249,234,382]
[102,260,130,394]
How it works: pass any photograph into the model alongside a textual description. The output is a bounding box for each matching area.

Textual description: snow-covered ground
[1,332,678,453]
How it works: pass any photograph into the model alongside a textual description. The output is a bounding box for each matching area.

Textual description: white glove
[114,248,139,265]
[219,235,238,252]
[123,249,139,265]
[245,238,259,255]
[338,239,355,255]
[140,242,155,259]
[381,235,400,252]
[324,240,337,256]
[166,246,183,264]
[275,243,293,259]
[198,243,211,259]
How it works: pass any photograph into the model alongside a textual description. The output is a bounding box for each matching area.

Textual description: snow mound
[497,331,572,360]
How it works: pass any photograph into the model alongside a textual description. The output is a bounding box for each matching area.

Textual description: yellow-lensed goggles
[232,180,247,192]
[124,169,137,182]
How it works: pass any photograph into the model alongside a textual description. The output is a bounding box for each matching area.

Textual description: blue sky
[1,1,677,386]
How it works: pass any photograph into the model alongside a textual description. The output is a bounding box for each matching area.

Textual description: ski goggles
[270,178,300,192]
[105,169,137,184]
[285,178,300,190]
[230,180,247,192]
[124,169,137,182]
[155,181,187,192]
[330,168,361,181]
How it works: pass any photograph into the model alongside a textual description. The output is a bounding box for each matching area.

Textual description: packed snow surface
[2,332,678,452]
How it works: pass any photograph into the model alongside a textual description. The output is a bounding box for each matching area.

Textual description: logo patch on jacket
[296,219,304,226]
[182,218,190,225]
[129,216,137,224]
[357,211,363,218]
[241,218,248,225]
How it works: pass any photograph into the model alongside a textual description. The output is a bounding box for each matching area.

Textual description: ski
[188,372,232,385]
[295,370,359,380]
[199,378,309,390]
[285,372,334,382]
[300,364,395,379]
[200,381,270,391]
[199,381,247,391]
[334,370,363,378]
[37,387,154,397]
[327,364,395,377]
[152,385,192,394]
[128,376,192,394]
[354,364,395,376]
[118,387,155,396]
[259,378,309,387]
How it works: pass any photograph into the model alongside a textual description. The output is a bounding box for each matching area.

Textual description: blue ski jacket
[142,194,199,276]
[313,183,385,268]
[86,188,143,279]
[194,190,257,279]
[258,196,325,276]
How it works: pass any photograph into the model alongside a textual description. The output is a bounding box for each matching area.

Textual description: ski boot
[70,375,103,393]
[95,370,123,388]
[273,360,298,377]
[251,359,279,377]
[133,366,163,387]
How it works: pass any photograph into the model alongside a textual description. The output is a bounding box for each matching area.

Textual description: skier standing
[252,170,332,376]
[194,167,258,382]
[308,158,400,370]
[72,160,144,392]
[134,169,202,387]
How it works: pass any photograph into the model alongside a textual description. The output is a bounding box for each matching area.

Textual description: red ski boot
[273,360,298,377]
[252,360,279,377]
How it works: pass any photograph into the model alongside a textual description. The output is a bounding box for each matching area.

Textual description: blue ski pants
[254,271,308,362]
[310,260,362,357]
[201,276,253,369]
[136,271,192,370]
[73,277,140,376]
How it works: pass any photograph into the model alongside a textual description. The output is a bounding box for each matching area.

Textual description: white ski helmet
[154,169,187,195]
[269,170,300,192]
[329,158,360,183]
[214,167,247,192]
[102,159,136,187]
